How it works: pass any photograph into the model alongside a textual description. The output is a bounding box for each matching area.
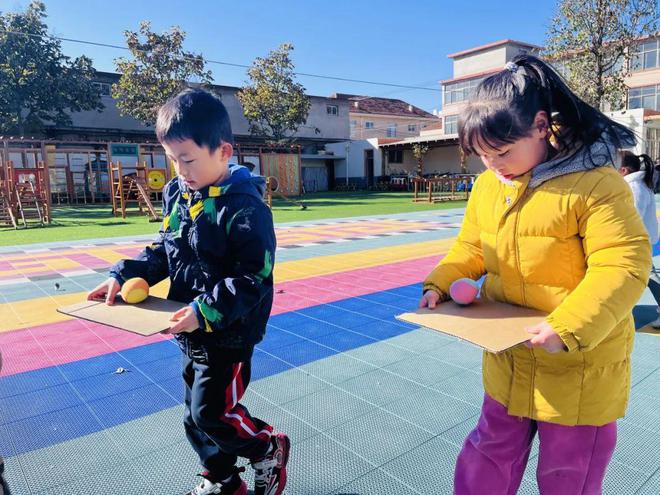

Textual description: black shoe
[184,467,247,495]
[251,433,291,495]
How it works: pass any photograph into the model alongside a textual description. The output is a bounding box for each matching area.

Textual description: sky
[2,0,559,112]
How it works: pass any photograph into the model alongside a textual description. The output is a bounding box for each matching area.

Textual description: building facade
[329,94,440,140]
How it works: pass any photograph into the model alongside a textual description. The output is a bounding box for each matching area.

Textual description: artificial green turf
[0,191,465,246]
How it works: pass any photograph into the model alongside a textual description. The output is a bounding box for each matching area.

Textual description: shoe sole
[235,481,248,495]
[272,433,290,495]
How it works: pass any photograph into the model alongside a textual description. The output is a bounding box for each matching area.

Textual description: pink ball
[449,278,480,306]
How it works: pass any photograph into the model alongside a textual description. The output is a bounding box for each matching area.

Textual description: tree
[545,0,658,111]
[237,43,311,143]
[112,21,213,126]
[0,1,103,135]
[412,143,430,176]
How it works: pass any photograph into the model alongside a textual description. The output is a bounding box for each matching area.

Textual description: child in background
[620,151,660,327]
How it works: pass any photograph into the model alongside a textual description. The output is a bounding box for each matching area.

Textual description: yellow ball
[120,277,149,304]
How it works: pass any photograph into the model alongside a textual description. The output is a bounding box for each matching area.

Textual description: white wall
[606,108,646,155]
[325,139,383,180]
[386,145,482,175]
[453,46,508,78]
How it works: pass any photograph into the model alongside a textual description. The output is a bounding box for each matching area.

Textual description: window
[444,115,458,135]
[632,39,660,72]
[628,85,660,111]
[408,124,417,133]
[386,124,397,137]
[350,120,357,128]
[388,150,403,163]
[646,127,660,162]
[443,77,485,105]
[365,121,374,129]
[93,82,112,96]
[326,104,339,115]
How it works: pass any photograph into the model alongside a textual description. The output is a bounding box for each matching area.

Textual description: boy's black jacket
[111,165,276,359]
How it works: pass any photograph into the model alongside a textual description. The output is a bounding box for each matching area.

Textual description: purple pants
[454,395,617,495]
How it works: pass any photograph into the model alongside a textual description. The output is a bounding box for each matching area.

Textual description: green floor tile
[297,352,377,385]
[431,369,485,408]
[381,388,480,435]
[2,456,29,495]
[130,440,200,495]
[383,354,465,387]
[611,422,660,475]
[17,433,125,493]
[622,394,660,433]
[425,340,483,370]
[34,462,153,495]
[325,408,434,465]
[337,369,422,407]
[106,405,185,460]
[239,394,322,444]
[636,469,660,495]
[383,329,454,354]
[281,387,377,432]
[380,436,460,494]
[330,468,423,495]
[248,368,329,406]
[285,435,373,494]
[438,416,476,448]
[345,341,413,368]
[602,459,650,494]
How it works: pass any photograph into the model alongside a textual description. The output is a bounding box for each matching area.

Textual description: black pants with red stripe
[181,342,273,480]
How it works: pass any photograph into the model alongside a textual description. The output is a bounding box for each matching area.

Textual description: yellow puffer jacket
[424,167,651,426]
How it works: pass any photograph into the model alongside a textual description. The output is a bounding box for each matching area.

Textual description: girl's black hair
[459,54,635,162]
[622,151,655,189]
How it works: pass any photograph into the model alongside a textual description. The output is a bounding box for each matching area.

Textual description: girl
[620,152,660,327]
[420,54,651,494]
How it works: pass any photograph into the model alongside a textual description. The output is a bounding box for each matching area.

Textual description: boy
[88,88,289,495]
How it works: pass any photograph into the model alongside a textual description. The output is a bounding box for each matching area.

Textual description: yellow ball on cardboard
[120,277,149,304]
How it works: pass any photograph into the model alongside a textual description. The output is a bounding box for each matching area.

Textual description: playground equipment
[265,176,306,210]
[412,176,473,203]
[108,161,162,222]
[0,183,17,228]
[0,139,309,224]
[0,160,51,228]
[14,181,46,227]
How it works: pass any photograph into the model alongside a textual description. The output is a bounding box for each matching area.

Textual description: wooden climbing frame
[108,161,162,222]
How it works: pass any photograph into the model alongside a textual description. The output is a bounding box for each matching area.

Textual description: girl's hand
[87,277,121,306]
[419,290,441,309]
[164,306,200,334]
[525,321,567,353]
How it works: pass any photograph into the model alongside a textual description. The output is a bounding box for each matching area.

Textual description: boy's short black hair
[156,88,234,150]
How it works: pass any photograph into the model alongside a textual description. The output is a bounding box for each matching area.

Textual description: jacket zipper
[512,187,536,418]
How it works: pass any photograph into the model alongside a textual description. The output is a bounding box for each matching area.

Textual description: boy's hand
[88,277,121,306]
[525,321,567,353]
[419,290,441,309]
[165,306,199,335]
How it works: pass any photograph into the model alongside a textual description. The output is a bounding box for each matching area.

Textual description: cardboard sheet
[397,299,546,353]
[58,296,186,336]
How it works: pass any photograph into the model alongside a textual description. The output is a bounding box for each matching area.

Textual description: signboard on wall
[110,144,139,168]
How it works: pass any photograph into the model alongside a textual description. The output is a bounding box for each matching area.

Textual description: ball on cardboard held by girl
[449,278,480,305]
[120,277,150,304]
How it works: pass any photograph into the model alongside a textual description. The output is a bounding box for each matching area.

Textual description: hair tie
[504,62,519,73]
